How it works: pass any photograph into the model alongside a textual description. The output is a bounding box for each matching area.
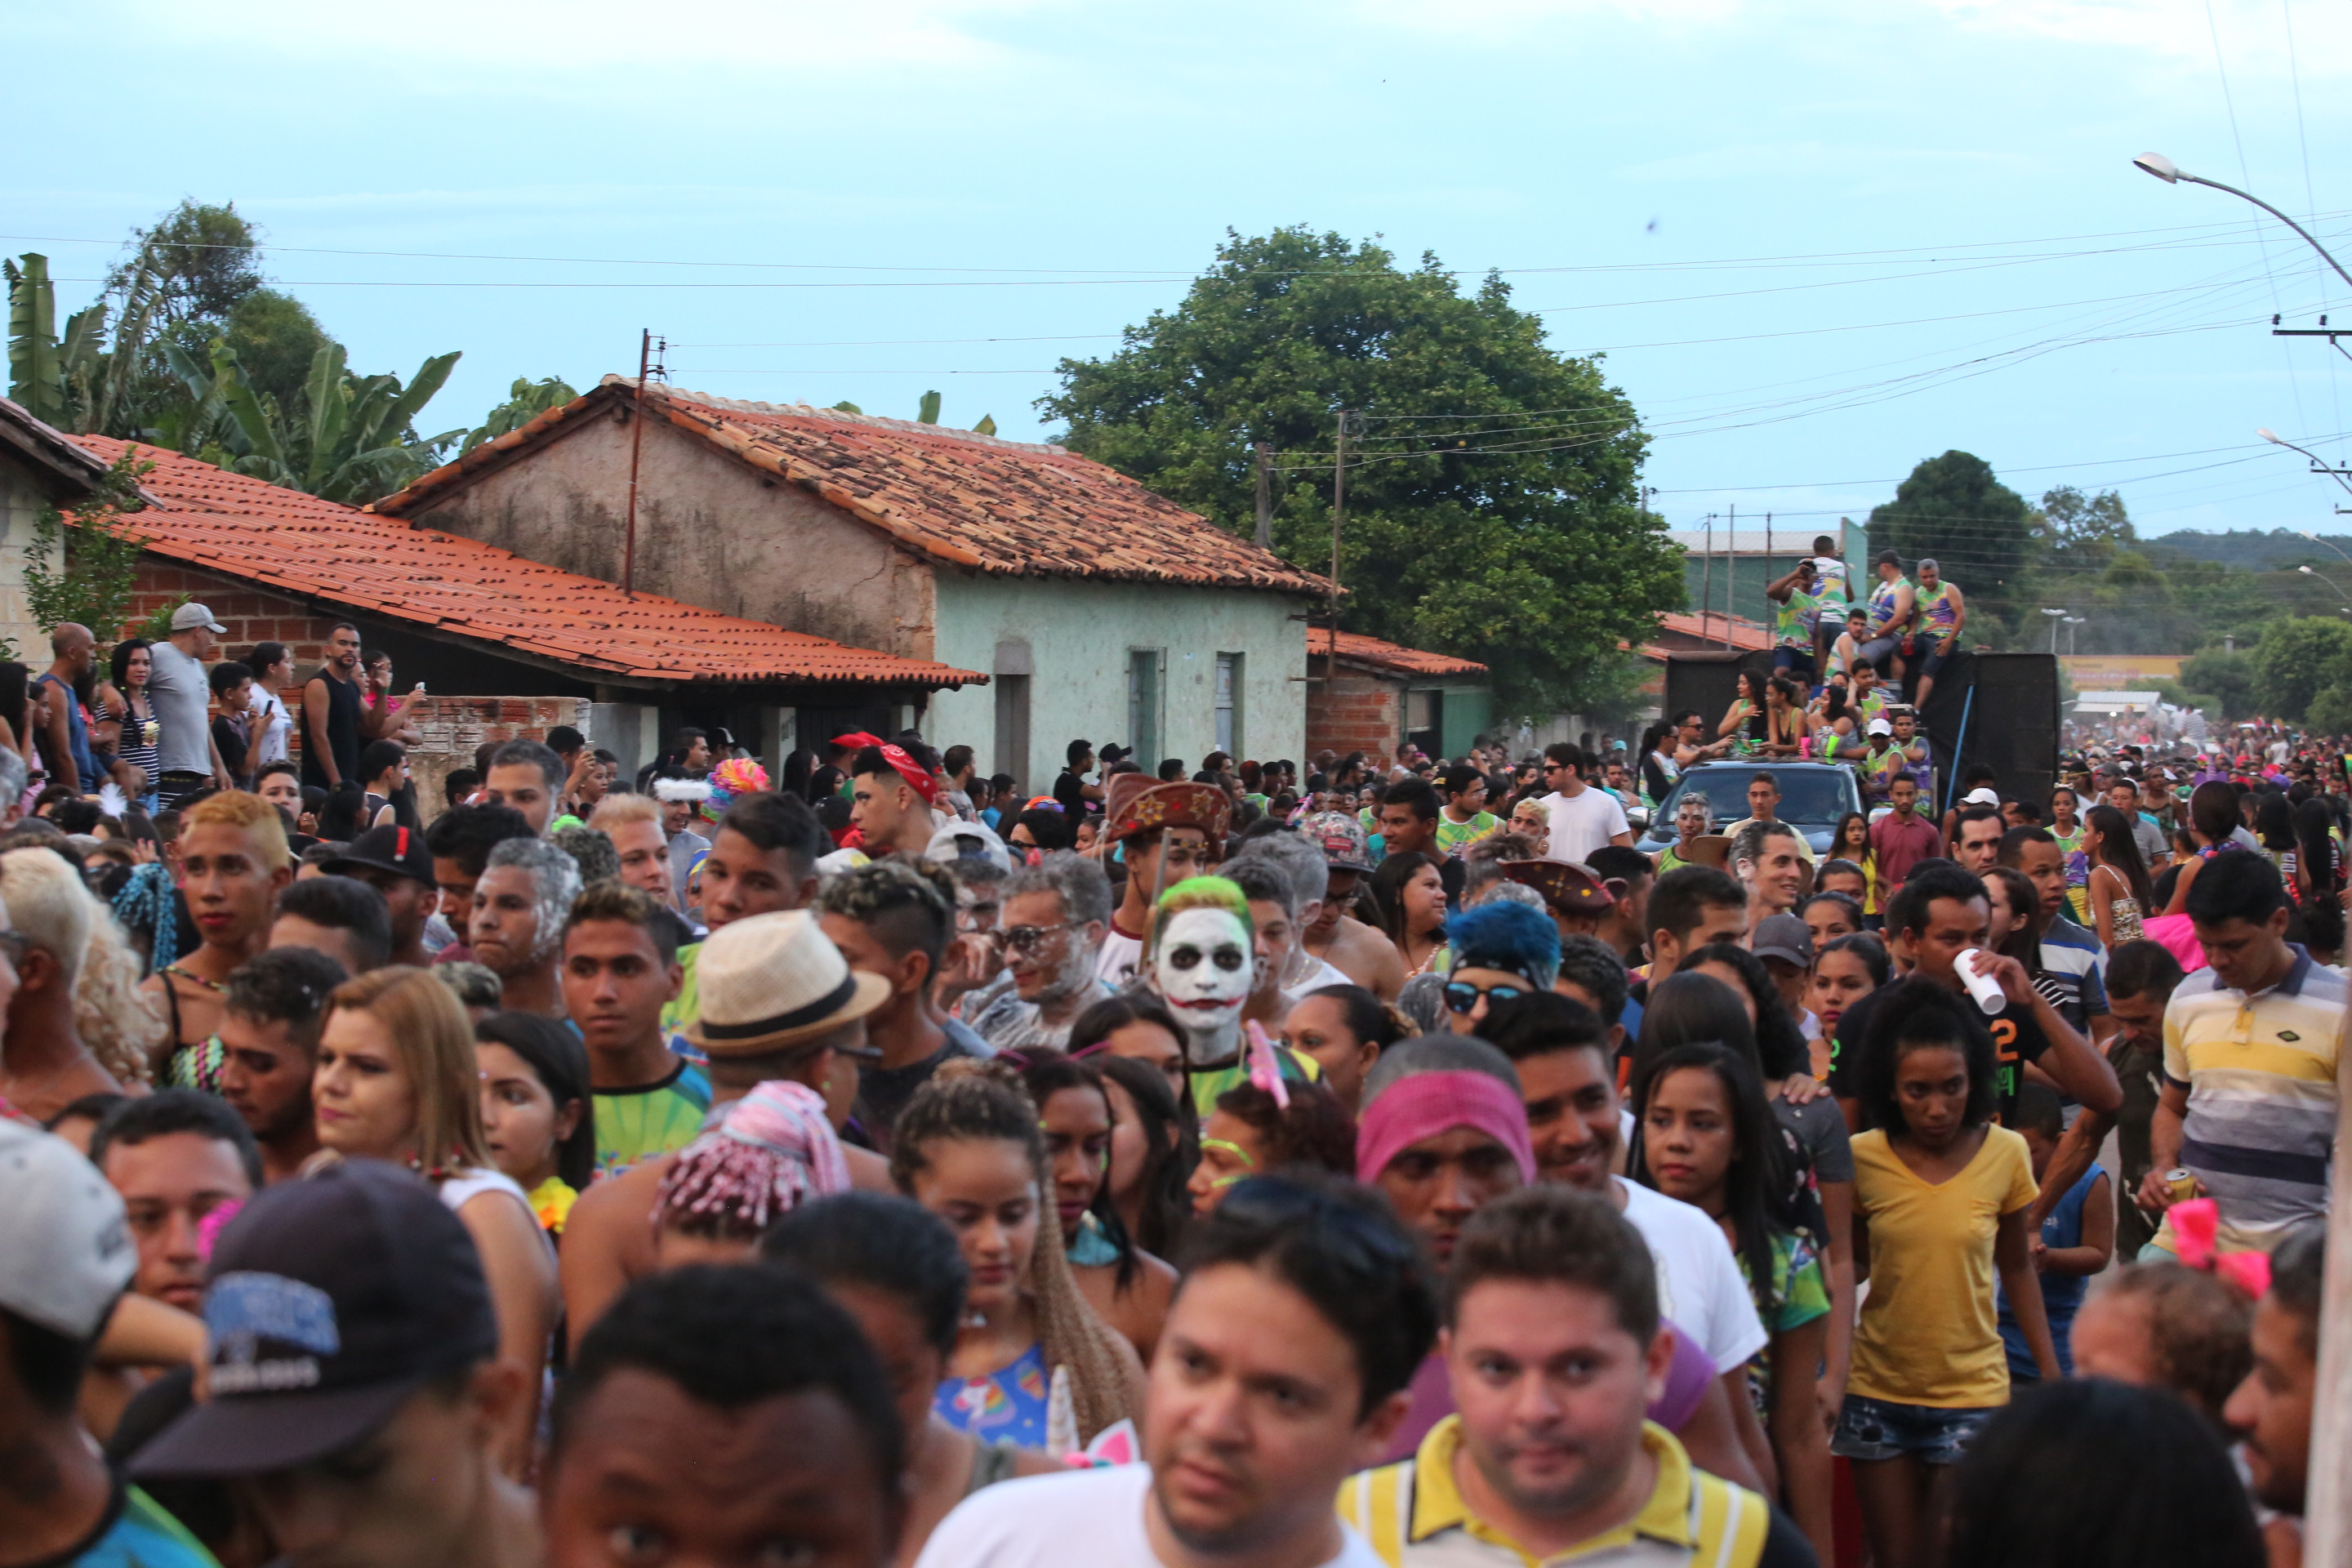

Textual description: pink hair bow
[1244,1019,1290,1110]
[2169,1198,2273,1297]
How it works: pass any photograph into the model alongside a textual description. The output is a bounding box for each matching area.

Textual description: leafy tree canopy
[1040,227,1680,717]
[1867,450,2030,635]
[2250,615,2352,723]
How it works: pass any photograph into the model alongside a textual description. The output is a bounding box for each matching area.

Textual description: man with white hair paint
[469,836,582,1020]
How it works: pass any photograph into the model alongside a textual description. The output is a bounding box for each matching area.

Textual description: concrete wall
[927,572,1307,793]
[401,412,935,661]
[0,453,66,662]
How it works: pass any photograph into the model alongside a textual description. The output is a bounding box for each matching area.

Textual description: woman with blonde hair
[891,1066,1146,1450]
[312,964,558,1474]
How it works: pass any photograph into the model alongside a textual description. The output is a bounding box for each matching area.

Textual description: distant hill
[2147,528,2352,572]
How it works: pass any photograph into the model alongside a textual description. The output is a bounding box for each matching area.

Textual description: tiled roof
[374,379,1330,595]
[65,438,982,690]
[0,394,111,499]
[1654,611,1774,651]
[1324,630,1487,678]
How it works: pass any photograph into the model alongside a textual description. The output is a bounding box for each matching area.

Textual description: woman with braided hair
[892,1066,1147,1449]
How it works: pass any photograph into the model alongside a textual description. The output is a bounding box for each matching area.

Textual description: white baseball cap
[1962,787,2001,806]
[925,818,1013,874]
[0,1119,134,1338]
[169,602,228,635]
[1866,718,1893,737]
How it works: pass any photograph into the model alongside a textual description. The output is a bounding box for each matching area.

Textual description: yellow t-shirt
[1849,1124,2038,1409]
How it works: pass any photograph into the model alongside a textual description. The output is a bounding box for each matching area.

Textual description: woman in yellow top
[1829,812,1877,915]
[474,1011,597,1239]
[1837,982,2056,1568]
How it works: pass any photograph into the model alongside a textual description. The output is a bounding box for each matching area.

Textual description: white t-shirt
[1539,786,1629,866]
[915,1463,1383,1568]
[1281,952,1356,1007]
[1615,1176,1770,1375]
[1096,926,1145,990]
[250,688,293,765]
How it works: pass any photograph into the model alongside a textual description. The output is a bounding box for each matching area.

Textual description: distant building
[0,394,106,657]
[376,379,1326,789]
[1306,633,1490,765]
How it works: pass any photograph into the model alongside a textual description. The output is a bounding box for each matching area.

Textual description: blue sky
[10,0,2352,561]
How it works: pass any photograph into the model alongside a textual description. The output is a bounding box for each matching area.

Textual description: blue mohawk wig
[1446,899,1561,990]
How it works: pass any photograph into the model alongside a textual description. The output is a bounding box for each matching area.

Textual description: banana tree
[7,254,109,431]
[204,339,462,505]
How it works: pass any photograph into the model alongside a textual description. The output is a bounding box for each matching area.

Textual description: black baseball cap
[321,823,435,887]
[131,1160,497,1478]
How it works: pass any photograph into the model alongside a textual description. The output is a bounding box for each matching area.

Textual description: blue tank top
[35,672,96,787]
[935,1341,1052,1448]
[1998,1163,2101,1379]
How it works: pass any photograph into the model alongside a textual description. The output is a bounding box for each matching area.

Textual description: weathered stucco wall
[400,411,936,661]
[0,454,64,662]
[927,572,1307,791]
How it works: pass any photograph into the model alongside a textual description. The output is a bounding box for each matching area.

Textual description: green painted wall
[1437,683,1494,759]
[927,572,1312,795]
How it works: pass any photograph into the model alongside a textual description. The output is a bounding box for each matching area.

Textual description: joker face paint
[1152,906,1257,1066]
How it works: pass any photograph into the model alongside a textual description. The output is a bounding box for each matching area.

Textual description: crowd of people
[0,605,2341,1568]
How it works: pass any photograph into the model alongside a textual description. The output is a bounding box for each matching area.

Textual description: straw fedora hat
[682,910,889,1058]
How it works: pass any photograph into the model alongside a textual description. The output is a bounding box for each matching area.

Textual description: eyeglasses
[1443,979,1530,1014]
[1000,921,1076,955]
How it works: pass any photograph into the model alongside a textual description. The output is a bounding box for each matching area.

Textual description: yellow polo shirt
[1337,1415,1787,1567]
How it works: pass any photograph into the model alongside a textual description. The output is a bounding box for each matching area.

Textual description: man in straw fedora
[559,909,890,1353]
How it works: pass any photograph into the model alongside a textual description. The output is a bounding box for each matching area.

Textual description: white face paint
[1152,906,1257,1064]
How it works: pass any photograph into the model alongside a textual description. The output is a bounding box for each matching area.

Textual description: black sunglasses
[1443,979,1530,1014]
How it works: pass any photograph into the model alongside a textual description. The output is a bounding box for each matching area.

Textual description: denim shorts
[1832,1393,1995,1466]
[1856,635,1900,666]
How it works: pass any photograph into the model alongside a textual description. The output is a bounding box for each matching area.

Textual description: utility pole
[1330,412,1351,668]
[1703,514,1716,642]
[623,328,666,599]
[1254,442,1273,550]
[1725,502,1736,648]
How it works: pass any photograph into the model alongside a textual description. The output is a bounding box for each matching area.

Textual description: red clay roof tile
[375,380,1330,595]
[1323,630,1488,679]
[67,437,981,691]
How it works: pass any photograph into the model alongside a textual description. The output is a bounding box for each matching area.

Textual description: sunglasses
[1443,979,1531,1014]
[1000,921,1075,955]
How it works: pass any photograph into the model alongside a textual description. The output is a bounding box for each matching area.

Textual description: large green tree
[1868,451,2030,639]
[2250,616,2352,722]
[1039,228,1680,717]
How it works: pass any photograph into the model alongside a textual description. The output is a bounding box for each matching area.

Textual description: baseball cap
[1865,718,1893,737]
[924,817,1013,873]
[0,1119,135,1339]
[1304,809,1374,873]
[170,603,228,635]
[321,824,435,886]
[1752,913,1815,969]
[131,1159,498,1479]
[1962,787,2001,807]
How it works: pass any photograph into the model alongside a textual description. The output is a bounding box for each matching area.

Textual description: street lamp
[2135,154,2352,291]
[2063,615,2087,657]
[2260,429,2352,505]
[2297,564,2352,609]
[2041,606,2068,655]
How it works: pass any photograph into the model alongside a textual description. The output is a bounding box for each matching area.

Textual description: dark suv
[1636,760,1864,858]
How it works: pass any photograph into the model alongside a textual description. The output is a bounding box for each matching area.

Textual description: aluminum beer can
[2165,1168,2199,1203]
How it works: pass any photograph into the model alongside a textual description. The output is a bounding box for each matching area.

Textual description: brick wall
[124,560,343,666]
[401,695,591,822]
[1306,669,1402,768]
[124,557,586,822]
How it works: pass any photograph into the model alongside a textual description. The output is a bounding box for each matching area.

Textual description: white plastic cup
[1955,948,2005,1015]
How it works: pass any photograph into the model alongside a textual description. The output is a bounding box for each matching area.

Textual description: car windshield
[1666,769,1851,827]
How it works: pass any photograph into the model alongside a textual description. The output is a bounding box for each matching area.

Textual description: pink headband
[1355,1071,1536,1187]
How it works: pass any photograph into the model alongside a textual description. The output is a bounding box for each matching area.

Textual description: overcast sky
[11,0,2352,556]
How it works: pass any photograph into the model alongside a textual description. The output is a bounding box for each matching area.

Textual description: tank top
[1867,573,1912,635]
[1918,581,1961,636]
[1775,588,1821,648]
[109,694,159,789]
[301,668,364,788]
[34,673,96,787]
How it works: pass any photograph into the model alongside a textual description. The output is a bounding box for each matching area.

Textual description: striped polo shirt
[2161,947,2345,1252]
[1339,1416,1793,1567]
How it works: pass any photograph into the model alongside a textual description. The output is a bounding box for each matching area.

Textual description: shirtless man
[558,911,889,1352]
[140,791,292,1089]
[1299,810,1405,1000]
